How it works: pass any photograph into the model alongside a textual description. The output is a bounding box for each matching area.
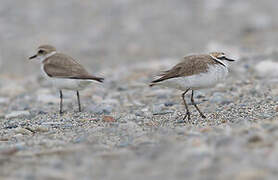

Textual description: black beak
[29,54,37,60]
[224,57,235,62]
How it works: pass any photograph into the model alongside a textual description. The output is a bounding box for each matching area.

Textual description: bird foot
[183,112,191,121]
[200,114,206,119]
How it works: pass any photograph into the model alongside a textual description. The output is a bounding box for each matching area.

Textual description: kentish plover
[150,52,235,120]
[29,45,104,114]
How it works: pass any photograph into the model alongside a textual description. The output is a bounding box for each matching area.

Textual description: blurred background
[0,0,277,76]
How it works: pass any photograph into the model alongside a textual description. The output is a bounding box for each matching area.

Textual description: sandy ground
[0,0,278,180]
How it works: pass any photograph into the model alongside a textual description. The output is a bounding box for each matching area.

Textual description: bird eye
[38,50,44,54]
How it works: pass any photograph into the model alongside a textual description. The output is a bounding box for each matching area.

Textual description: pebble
[87,104,113,114]
[14,127,33,135]
[248,134,263,144]
[152,104,164,114]
[209,92,231,104]
[31,125,49,132]
[259,113,272,119]
[5,111,30,119]
[102,116,116,123]
[4,124,18,129]
[41,122,62,126]
[164,101,174,107]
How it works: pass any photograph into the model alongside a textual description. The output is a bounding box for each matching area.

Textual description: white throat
[38,51,57,62]
[209,55,227,67]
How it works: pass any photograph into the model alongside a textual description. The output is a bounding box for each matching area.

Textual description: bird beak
[29,54,37,60]
[224,57,235,62]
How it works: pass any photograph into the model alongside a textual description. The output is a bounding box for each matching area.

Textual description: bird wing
[151,55,211,83]
[43,53,104,82]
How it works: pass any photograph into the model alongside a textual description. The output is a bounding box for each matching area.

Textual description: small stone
[41,122,61,126]
[248,135,263,144]
[177,119,186,124]
[4,124,18,129]
[259,113,272,119]
[209,92,231,104]
[32,125,49,132]
[135,111,144,117]
[195,91,206,98]
[152,104,164,114]
[14,127,33,135]
[103,116,115,123]
[87,104,113,114]
[152,104,174,115]
[5,111,30,119]
[164,102,174,107]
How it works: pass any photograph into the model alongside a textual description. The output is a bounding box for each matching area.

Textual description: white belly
[157,64,228,91]
[51,78,91,90]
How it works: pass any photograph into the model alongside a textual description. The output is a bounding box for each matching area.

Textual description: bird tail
[70,75,104,82]
[87,76,104,83]
[149,82,157,87]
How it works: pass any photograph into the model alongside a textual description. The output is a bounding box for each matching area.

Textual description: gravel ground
[1,1,278,180]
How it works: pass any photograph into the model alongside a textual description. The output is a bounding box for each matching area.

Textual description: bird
[29,44,104,114]
[150,52,235,120]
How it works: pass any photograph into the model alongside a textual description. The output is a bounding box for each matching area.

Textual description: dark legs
[59,90,63,114]
[181,89,190,120]
[181,89,206,120]
[191,90,206,118]
[76,90,81,112]
[59,90,82,114]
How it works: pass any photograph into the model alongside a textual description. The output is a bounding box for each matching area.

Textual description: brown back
[151,54,220,83]
[43,53,104,82]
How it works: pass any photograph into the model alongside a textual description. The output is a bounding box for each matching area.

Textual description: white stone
[5,111,30,119]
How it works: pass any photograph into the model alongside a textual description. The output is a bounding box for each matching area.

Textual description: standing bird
[29,45,104,114]
[150,52,235,120]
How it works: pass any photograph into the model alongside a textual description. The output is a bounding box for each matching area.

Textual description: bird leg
[59,90,63,114]
[181,89,191,120]
[76,91,82,112]
[191,90,206,118]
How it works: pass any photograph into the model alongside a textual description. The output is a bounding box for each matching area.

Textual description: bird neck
[41,51,57,63]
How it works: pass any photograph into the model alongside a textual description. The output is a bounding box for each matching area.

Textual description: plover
[29,44,104,114]
[150,52,235,120]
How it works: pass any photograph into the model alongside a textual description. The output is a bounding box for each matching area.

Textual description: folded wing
[43,53,104,82]
[150,55,210,85]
